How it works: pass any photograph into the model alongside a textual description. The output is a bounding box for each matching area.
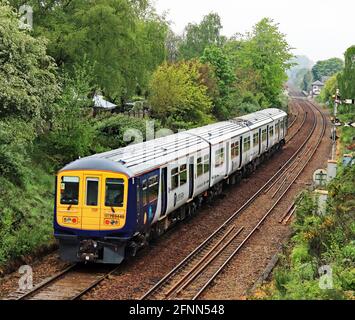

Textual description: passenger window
[262,129,267,142]
[180,165,187,186]
[60,176,79,205]
[253,133,259,146]
[143,180,148,206]
[86,178,99,206]
[105,178,124,207]
[197,157,203,177]
[149,176,159,202]
[171,168,179,190]
[231,142,239,159]
[204,155,210,173]
[269,126,274,138]
[243,137,251,152]
[215,148,225,167]
[276,122,280,138]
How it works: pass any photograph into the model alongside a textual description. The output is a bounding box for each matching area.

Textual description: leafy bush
[257,165,355,300]
[93,114,157,151]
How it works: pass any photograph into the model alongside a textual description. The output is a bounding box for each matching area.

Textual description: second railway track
[141,99,327,300]
[3,97,327,301]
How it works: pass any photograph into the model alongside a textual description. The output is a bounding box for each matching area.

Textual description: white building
[311,80,325,97]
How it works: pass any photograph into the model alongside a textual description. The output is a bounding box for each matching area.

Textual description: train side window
[215,148,225,167]
[60,176,79,205]
[197,157,203,177]
[262,129,267,142]
[180,165,187,186]
[253,133,259,146]
[243,137,251,152]
[204,155,210,173]
[86,178,99,206]
[105,178,124,207]
[269,126,274,138]
[231,142,239,159]
[149,176,159,202]
[171,168,179,190]
[276,122,280,138]
[143,179,148,206]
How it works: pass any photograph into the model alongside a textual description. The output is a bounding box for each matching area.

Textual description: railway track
[11,264,120,300]
[3,97,325,301]
[140,99,327,300]
[287,100,308,142]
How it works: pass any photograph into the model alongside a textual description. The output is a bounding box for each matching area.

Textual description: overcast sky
[154,0,353,63]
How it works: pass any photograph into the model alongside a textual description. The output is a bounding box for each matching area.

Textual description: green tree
[0,2,59,124]
[338,46,355,100]
[38,62,96,168]
[230,18,293,107]
[319,74,338,105]
[312,58,344,82]
[249,18,293,105]
[149,61,213,129]
[201,45,236,119]
[11,0,168,102]
[179,13,225,60]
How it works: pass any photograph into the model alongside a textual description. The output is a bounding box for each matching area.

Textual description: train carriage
[55,108,287,264]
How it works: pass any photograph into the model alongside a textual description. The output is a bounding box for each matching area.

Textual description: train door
[188,157,194,200]
[82,174,102,230]
[266,125,270,150]
[136,178,143,228]
[225,142,230,177]
[160,168,168,217]
[259,128,262,155]
[239,136,243,168]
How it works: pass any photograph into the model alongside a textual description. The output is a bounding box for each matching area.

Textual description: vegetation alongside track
[254,100,354,300]
[254,164,354,300]
[0,1,292,267]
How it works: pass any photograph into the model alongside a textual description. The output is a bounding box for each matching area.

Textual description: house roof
[93,94,117,110]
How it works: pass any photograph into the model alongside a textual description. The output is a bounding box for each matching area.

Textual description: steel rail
[140,100,318,300]
[192,99,326,300]
[16,264,77,300]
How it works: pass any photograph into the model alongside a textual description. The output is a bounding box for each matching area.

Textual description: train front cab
[55,169,132,264]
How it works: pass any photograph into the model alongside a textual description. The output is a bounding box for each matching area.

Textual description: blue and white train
[54,108,288,264]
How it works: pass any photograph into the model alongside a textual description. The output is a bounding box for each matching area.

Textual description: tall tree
[201,45,236,119]
[234,18,293,106]
[338,46,355,99]
[149,61,213,129]
[0,1,59,123]
[10,0,168,102]
[179,13,224,60]
[312,58,344,82]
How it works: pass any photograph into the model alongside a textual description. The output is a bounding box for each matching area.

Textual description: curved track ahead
[141,98,327,300]
[8,97,327,301]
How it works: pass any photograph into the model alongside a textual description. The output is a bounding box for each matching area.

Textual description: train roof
[60,108,287,177]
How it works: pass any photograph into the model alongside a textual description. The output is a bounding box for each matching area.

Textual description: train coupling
[78,240,101,262]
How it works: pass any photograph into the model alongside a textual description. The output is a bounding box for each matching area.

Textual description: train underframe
[58,139,285,264]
